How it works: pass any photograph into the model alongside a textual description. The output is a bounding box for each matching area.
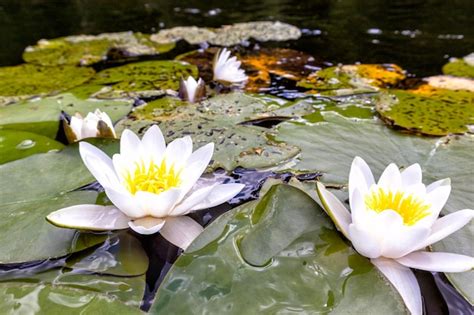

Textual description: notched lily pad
[442,53,474,78]
[151,184,407,314]
[24,31,175,66]
[151,21,301,46]
[116,93,299,171]
[0,64,95,99]
[376,86,474,136]
[90,60,198,98]
[298,64,405,95]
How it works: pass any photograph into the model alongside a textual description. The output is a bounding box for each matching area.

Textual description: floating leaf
[376,87,474,136]
[0,283,143,314]
[116,93,299,171]
[0,130,64,164]
[442,53,474,78]
[150,21,301,46]
[0,64,95,100]
[23,31,175,66]
[151,184,408,314]
[90,60,198,98]
[0,93,132,138]
[298,64,405,95]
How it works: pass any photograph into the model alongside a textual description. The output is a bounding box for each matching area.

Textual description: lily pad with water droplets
[442,53,474,78]
[115,93,300,171]
[150,184,408,314]
[0,130,64,164]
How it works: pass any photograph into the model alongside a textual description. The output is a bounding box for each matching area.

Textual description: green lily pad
[376,88,474,136]
[0,64,95,98]
[0,130,64,164]
[442,53,474,78]
[0,191,106,264]
[0,283,143,314]
[151,184,408,314]
[90,60,198,98]
[23,31,175,66]
[297,64,405,96]
[150,21,301,46]
[0,93,132,138]
[116,93,299,171]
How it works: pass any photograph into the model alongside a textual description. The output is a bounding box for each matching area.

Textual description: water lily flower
[64,109,116,142]
[178,76,206,103]
[213,48,248,86]
[47,125,244,249]
[316,157,474,315]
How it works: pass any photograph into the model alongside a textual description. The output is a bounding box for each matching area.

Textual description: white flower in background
[213,48,248,86]
[64,109,116,142]
[47,125,244,250]
[179,76,206,103]
[316,157,474,315]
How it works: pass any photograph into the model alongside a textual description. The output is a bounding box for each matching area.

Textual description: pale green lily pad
[376,88,474,136]
[24,31,175,66]
[90,60,198,98]
[150,21,301,46]
[116,93,299,171]
[0,130,64,164]
[297,64,405,96]
[442,53,474,78]
[151,184,408,314]
[0,191,106,264]
[0,64,95,98]
[0,283,143,314]
[0,93,132,138]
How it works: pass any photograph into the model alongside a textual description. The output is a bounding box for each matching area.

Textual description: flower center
[364,187,431,225]
[123,159,181,195]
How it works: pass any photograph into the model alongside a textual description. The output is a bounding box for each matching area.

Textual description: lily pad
[0,93,133,138]
[376,87,474,136]
[442,53,474,78]
[151,184,408,314]
[0,283,143,314]
[0,130,64,164]
[150,21,301,46]
[298,64,405,96]
[116,93,299,171]
[90,60,198,98]
[0,191,106,264]
[23,31,175,66]
[0,64,95,98]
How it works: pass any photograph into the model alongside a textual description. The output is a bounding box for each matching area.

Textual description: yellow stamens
[123,159,181,195]
[365,187,431,225]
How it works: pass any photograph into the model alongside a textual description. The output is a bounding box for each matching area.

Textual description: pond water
[0,1,473,314]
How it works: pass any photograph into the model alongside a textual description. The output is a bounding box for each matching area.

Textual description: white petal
[135,189,182,217]
[400,163,422,187]
[81,118,99,139]
[179,143,214,196]
[415,209,474,249]
[371,258,422,315]
[159,216,204,250]
[140,125,166,162]
[79,142,119,188]
[120,129,141,159]
[104,186,145,218]
[129,217,165,235]
[170,184,216,216]
[397,251,474,272]
[349,156,375,197]
[316,182,351,239]
[426,178,450,193]
[377,163,402,191]
[349,223,382,258]
[425,185,451,220]
[46,204,129,231]
[189,183,245,212]
[164,136,193,170]
[70,116,83,139]
[350,188,367,226]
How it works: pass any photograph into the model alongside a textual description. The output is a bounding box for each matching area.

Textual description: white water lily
[178,76,206,103]
[213,48,248,86]
[316,156,474,315]
[65,109,116,142]
[47,125,244,249]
